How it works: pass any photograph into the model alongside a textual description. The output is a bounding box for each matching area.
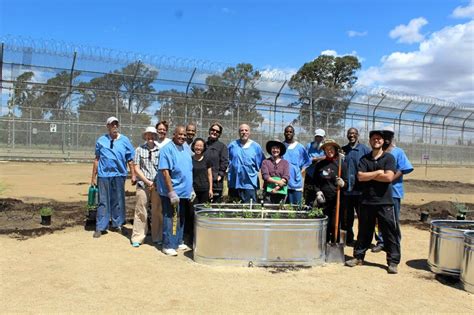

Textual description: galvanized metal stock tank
[461,231,474,293]
[193,204,328,266]
[428,220,474,276]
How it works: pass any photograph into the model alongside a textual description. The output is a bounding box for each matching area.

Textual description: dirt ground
[0,162,473,312]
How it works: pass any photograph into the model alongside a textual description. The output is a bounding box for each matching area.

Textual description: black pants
[322,198,340,243]
[184,190,210,245]
[303,174,316,206]
[211,190,223,203]
[264,192,286,204]
[354,204,401,265]
[342,194,362,243]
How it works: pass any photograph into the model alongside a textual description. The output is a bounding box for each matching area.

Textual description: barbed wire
[1,34,473,111]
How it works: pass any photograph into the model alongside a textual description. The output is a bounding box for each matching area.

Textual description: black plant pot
[41,215,51,226]
[420,211,429,223]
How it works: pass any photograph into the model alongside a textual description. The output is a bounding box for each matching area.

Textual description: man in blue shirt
[228,123,265,203]
[282,125,310,204]
[90,116,136,238]
[372,126,414,253]
[157,125,193,256]
[304,128,326,206]
[341,128,371,246]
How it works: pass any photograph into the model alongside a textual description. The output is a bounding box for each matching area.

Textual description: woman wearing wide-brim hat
[311,139,348,243]
[260,140,290,204]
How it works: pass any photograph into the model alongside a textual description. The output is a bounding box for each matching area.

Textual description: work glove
[168,191,180,206]
[316,191,326,205]
[190,190,197,203]
[336,176,345,188]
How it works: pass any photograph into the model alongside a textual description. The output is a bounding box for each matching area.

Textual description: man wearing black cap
[345,129,400,274]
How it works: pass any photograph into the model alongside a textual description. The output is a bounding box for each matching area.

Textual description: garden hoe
[172,204,179,235]
[326,153,345,263]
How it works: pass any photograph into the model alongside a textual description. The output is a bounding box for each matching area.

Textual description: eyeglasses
[110,139,114,149]
[148,150,152,161]
[210,128,221,134]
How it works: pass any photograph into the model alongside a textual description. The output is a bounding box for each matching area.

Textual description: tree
[155,63,264,130]
[289,55,361,134]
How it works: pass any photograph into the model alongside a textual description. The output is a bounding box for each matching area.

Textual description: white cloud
[347,30,368,37]
[257,67,297,93]
[452,0,474,18]
[321,50,337,57]
[359,20,474,103]
[389,17,428,44]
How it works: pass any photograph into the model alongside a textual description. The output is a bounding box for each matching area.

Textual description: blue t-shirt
[342,142,371,195]
[305,141,325,178]
[95,134,135,177]
[157,141,193,198]
[389,146,414,199]
[228,139,264,189]
[283,141,310,190]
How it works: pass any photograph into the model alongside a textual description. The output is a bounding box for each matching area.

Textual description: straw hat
[320,139,341,152]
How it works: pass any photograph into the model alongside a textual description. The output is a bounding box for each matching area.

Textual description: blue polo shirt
[157,141,193,198]
[283,141,310,190]
[228,139,264,189]
[305,141,325,178]
[95,134,135,177]
[390,146,414,199]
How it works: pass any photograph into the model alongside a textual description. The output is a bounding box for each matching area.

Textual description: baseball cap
[314,129,326,137]
[106,116,119,125]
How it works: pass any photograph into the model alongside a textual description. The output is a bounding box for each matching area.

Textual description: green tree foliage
[155,63,264,130]
[289,55,361,134]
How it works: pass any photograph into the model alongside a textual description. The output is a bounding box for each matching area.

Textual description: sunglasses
[110,139,114,149]
[148,150,153,161]
[210,128,221,134]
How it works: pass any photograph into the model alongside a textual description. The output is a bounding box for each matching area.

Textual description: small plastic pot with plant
[39,206,53,226]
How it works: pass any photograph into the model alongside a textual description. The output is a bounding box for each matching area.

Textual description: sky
[0,0,473,104]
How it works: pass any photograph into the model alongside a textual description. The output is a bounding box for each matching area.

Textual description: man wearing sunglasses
[91,116,136,238]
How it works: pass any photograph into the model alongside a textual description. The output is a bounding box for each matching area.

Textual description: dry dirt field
[0,162,473,313]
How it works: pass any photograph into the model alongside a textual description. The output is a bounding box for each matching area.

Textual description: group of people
[91,116,413,274]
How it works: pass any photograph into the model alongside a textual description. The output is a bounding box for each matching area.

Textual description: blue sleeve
[125,138,135,162]
[396,149,414,174]
[256,144,265,169]
[301,145,311,169]
[159,146,174,171]
[95,139,101,158]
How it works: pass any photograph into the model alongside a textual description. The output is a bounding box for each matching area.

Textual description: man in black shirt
[345,129,400,274]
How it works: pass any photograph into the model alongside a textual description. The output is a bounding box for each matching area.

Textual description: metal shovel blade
[326,243,345,263]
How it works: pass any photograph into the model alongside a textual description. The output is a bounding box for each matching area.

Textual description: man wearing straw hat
[91,116,136,238]
[130,126,162,248]
[345,129,400,274]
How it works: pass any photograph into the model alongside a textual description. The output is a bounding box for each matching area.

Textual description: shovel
[326,154,345,263]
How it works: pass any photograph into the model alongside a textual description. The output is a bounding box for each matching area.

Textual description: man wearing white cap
[91,116,136,238]
[304,128,326,205]
[130,126,162,247]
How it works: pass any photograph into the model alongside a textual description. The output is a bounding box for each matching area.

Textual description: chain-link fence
[1,36,473,165]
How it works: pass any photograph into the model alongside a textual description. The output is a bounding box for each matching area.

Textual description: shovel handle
[334,154,343,242]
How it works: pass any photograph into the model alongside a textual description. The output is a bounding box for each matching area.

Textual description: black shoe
[387,263,398,274]
[346,239,356,247]
[93,231,102,238]
[345,258,364,267]
[371,244,384,253]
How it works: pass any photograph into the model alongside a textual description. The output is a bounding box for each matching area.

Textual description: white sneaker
[162,248,178,256]
[178,244,190,251]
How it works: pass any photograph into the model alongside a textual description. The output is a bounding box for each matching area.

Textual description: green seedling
[39,206,54,216]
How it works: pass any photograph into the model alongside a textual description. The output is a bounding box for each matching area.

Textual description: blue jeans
[375,198,401,245]
[96,176,126,231]
[287,189,302,205]
[161,196,186,250]
[229,188,257,203]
